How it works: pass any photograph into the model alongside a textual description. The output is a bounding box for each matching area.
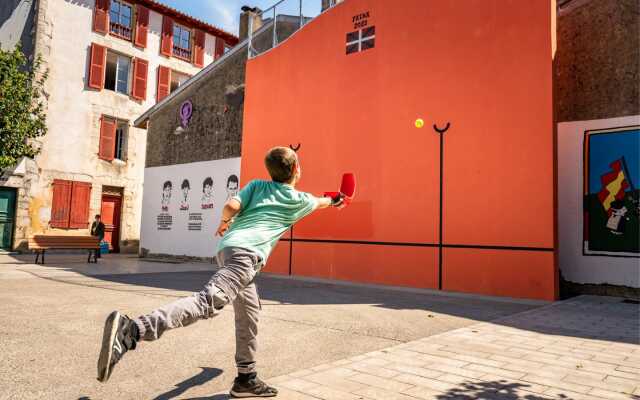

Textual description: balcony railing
[248,0,340,59]
[173,46,192,61]
[110,22,132,40]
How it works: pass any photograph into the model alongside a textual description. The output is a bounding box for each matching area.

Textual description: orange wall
[242,0,556,300]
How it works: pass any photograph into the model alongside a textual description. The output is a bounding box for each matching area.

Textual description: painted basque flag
[597,158,633,213]
[346,26,375,55]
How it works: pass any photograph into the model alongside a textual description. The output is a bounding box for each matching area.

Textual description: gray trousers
[134,247,262,374]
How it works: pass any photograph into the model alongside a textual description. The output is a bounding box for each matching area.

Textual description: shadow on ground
[435,379,564,399]
[435,379,551,399]
[77,367,224,400]
[435,379,640,400]
[10,254,640,346]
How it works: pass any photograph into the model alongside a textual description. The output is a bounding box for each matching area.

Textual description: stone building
[555,0,639,295]
[0,0,238,252]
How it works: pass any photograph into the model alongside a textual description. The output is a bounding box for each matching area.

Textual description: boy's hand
[216,220,231,236]
[331,193,346,209]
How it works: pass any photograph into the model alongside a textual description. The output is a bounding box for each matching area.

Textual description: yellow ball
[415,118,424,128]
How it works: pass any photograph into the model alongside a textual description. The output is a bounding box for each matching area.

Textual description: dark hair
[163,181,172,190]
[227,174,239,186]
[181,179,190,190]
[264,147,297,183]
[203,177,213,190]
[95,214,101,219]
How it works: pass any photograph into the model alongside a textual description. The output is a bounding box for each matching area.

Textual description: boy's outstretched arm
[216,198,241,236]
[314,193,345,210]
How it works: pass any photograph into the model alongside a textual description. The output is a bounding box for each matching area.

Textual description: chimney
[239,6,263,41]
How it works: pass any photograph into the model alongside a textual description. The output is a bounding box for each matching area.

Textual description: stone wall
[554,0,640,122]
[145,45,247,167]
[144,17,310,168]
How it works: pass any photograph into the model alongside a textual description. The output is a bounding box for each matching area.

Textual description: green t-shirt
[217,180,318,262]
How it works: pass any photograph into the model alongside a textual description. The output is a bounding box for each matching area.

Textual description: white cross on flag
[346,26,375,55]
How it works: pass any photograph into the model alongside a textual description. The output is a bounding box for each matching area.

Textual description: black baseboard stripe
[281,238,553,252]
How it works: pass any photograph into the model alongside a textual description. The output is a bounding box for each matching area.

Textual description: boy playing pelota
[97,146,344,398]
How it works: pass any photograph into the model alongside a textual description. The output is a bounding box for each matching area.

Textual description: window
[105,51,131,94]
[109,0,133,40]
[50,180,92,229]
[173,23,192,60]
[114,120,128,161]
[99,116,128,161]
[170,70,190,93]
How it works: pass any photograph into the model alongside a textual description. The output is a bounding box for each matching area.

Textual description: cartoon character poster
[584,126,640,257]
[140,157,241,257]
[180,179,190,211]
[201,177,214,209]
[226,174,239,200]
[161,181,172,212]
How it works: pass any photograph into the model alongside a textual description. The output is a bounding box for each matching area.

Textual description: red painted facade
[241,0,556,300]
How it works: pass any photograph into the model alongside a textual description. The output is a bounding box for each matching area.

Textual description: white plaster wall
[140,158,241,257]
[557,115,640,287]
[26,0,222,250]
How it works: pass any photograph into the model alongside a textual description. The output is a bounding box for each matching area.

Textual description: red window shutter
[50,180,72,228]
[99,115,117,161]
[132,58,148,101]
[93,0,110,34]
[88,43,106,90]
[134,5,149,48]
[214,37,225,60]
[193,30,205,67]
[161,16,173,57]
[69,182,92,229]
[156,66,171,102]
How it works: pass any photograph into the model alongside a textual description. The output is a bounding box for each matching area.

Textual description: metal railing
[247,0,340,58]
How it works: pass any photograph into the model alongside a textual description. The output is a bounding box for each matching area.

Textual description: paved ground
[0,254,537,400]
[241,296,640,400]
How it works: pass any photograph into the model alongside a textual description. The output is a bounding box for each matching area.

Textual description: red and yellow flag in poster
[597,159,630,213]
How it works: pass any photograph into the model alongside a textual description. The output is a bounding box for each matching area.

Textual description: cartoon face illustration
[226,174,239,199]
[201,177,214,209]
[182,179,191,199]
[161,181,172,209]
[180,179,190,210]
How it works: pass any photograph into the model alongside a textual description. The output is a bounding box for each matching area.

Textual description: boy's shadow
[153,367,223,400]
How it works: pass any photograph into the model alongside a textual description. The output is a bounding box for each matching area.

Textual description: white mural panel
[557,116,640,288]
[141,157,241,257]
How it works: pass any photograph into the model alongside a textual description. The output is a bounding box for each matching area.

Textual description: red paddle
[340,173,356,199]
[324,173,356,207]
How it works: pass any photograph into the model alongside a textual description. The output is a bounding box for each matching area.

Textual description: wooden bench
[28,235,100,264]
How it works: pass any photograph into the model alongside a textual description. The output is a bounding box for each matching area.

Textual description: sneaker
[96,311,138,382]
[230,376,278,398]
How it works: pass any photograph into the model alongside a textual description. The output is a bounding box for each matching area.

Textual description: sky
[159,0,323,35]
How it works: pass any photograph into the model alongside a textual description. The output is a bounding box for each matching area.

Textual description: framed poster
[583,126,640,257]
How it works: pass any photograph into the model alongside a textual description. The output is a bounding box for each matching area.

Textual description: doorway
[0,188,17,251]
[101,192,122,253]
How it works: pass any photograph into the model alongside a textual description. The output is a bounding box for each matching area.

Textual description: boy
[97,147,344,397]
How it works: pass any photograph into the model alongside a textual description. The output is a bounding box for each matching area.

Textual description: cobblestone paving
[215,296,639,400]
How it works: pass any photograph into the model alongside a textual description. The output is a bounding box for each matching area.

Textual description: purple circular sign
[179,100,193,128]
